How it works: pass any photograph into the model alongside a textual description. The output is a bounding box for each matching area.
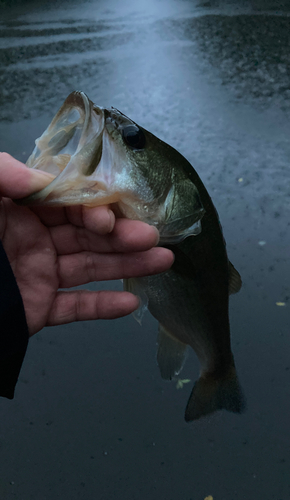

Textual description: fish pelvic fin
[184,365,246,422]
[157,324,188,380]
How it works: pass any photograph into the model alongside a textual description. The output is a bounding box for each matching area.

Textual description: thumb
[0,153,54,199]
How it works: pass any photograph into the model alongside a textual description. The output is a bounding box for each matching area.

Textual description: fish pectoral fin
[157,324,188,380]
[158,179,205,244]
[123,278,148,325]
[184,365,246,422]
[228,261,242,295]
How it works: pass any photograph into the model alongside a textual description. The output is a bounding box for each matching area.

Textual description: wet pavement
[0,0,290,498]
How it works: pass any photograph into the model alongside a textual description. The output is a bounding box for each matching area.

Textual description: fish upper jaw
[103,107,136,132]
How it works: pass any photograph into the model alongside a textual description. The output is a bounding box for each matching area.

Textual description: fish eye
[122,125,146,150]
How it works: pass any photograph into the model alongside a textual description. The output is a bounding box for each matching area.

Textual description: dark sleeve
[0,239,29,399]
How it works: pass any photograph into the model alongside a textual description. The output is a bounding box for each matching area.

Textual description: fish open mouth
[18,90,205,245]
[19,91,121,206]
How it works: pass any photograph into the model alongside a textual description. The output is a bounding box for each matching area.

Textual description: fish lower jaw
[48,190,123,207]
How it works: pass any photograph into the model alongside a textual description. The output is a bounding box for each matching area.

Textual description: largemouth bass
[19,91,245,421]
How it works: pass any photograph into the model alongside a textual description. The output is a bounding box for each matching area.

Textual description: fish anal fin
[184,365,246,422]
[157,324,188,380]
[228,261,242,295]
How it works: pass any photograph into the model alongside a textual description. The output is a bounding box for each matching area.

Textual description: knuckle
[0,152,12,162]
[85,253,96,282]
[74,293,82,321]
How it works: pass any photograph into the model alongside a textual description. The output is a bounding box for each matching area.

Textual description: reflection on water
[159,15,290,107]
[0,0,290,498]
[0,18,131,121]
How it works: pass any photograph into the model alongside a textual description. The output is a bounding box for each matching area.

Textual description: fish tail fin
[184,365,246,422]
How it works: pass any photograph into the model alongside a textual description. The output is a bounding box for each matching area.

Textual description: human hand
[0,153,174,336]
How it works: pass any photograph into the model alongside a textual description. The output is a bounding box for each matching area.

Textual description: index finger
[49,218,160,255]
[31,204,115,235]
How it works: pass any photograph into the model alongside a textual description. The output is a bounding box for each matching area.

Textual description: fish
[19,91,245,421]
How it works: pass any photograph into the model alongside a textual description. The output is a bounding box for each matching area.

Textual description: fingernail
[30,169,55,192]
[151,226,160,245]
[107,209,115,233]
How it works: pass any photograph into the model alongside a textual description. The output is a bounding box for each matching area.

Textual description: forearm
[0,240,29,398]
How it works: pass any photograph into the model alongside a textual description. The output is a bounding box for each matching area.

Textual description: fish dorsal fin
[228,261,242,295]
[157,324,188,380]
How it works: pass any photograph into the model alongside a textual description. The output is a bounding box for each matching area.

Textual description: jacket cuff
[0,240,29,398]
